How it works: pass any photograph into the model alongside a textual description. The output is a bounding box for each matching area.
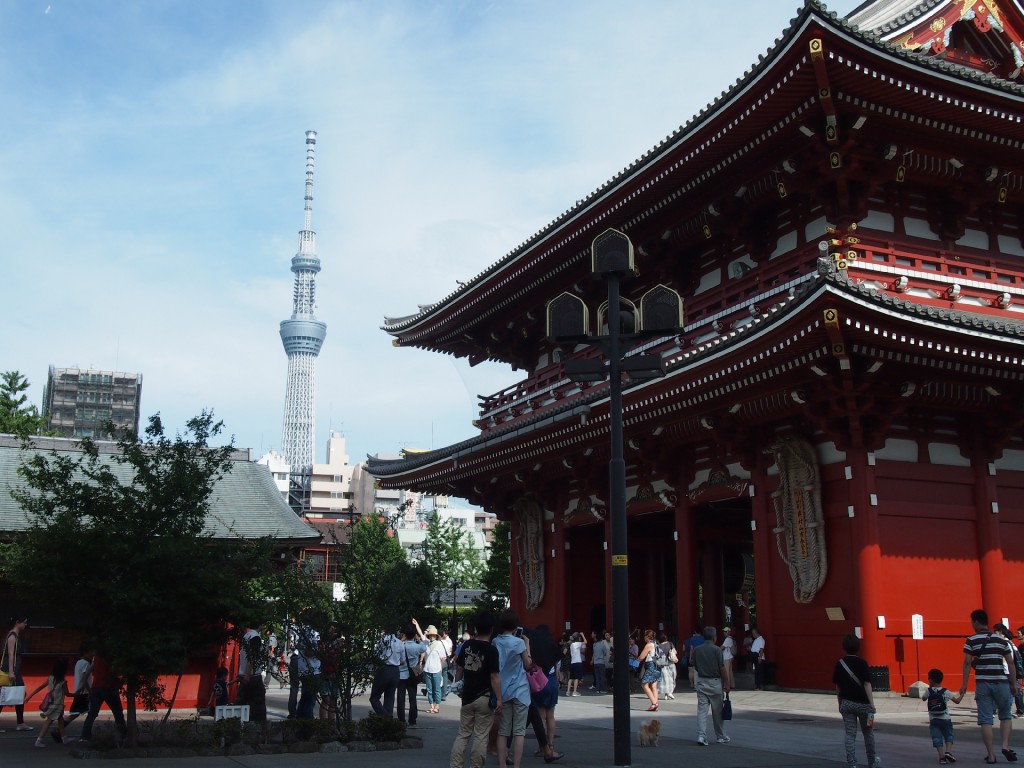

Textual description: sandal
[940,760,949,765]
[1003,749,1018,762]
[985,757,997,765]
[945,753,957,763]
[544,752,565,763]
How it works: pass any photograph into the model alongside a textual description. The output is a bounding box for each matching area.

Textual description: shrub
[357,714,407,742]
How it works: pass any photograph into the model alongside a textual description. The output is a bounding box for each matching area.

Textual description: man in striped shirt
[960,609,1018,764]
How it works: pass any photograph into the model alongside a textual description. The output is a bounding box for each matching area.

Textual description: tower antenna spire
[279,130,326,477]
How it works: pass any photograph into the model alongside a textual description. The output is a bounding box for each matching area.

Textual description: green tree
[0,370,48,437]
[459,530,485,588]
[333,514,433,719]
[6,411,275,744]
[473,520,511,613]
[422,511,485,593]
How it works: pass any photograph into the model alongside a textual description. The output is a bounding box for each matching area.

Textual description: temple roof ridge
[845,0,946,33]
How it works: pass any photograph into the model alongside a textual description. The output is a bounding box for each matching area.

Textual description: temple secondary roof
[0,435,320,546]
[368,266,1024,482]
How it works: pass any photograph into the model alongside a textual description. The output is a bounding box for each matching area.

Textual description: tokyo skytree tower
[279,130,326,474]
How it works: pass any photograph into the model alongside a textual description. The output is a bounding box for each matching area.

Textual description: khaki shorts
[499,699,529,737]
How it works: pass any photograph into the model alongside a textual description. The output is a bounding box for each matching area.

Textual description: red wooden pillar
[751,450,775,642]
[971,438,1006,618]
[847,448,883,663]
[549,515,569,631]
[674,493,697,637]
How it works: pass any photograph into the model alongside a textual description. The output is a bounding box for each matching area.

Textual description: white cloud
[0,0,863,483]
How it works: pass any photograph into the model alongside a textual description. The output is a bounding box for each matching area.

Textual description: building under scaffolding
[42,366,143,439]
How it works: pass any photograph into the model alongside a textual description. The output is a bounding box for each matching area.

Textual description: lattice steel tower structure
[279,130,326,475]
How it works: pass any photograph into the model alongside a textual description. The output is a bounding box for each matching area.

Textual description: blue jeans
[296,674,320,719]
[425,671,443,707]
[975,679,1013,725]
[930,718,954,748]
[594,663,607,692]
[369,664,400,717]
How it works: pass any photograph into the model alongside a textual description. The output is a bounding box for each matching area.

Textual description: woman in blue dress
[638,628,661,711]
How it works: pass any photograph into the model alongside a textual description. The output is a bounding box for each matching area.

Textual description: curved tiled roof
[382,0,1024,343]
[846,0,947,35]
[0,436,320,545]
[369,268,1024,478]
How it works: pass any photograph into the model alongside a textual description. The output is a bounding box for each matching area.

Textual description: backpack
[653,644,670,668]
[1013,645,1024,679]
[926,686,948,716]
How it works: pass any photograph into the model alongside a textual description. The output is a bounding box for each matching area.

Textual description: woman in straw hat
[423,625,446,714]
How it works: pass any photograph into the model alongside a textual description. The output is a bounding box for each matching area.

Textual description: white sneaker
[717,736,731,744]
[17,724,35,732]
[873,757,881,767]
[697,736,708,746]
[666,694,675,699]
[34,740,46,748]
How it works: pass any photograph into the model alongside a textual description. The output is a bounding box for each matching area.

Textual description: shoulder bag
[526,664,549,693]
[839,657,875,719]
[0,634,15,687]
[40,677,54,712]
[839,658,862,687]
[406,644,424,682]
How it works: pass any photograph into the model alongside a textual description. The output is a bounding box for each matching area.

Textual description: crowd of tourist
[4,607,1023,767]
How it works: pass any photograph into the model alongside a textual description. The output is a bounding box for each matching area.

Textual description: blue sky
[1,0,861,472]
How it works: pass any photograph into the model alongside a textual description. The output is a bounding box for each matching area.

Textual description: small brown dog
[638,718,661,747]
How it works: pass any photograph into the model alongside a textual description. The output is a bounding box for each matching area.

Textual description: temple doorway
[694,499,755,647]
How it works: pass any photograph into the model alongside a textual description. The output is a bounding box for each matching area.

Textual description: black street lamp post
[548,229,682,767]
[449,577,461,639]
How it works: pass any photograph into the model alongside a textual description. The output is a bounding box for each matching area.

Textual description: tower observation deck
[279,130,326,474]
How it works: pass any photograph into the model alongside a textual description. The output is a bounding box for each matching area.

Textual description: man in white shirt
[60,644,94,741]
[749,629,766,690]
[236,626,267,720]
[440,629,455,701]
